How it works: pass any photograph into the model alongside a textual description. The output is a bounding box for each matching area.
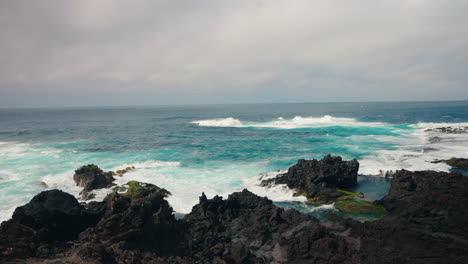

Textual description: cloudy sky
[1,0,467,107]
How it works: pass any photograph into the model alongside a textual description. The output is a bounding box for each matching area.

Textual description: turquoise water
[1,101,468,221]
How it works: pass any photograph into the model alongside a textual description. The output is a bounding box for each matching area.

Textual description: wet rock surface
[261,155,359,203]
[425,126,468,134]
[73,164,116,200]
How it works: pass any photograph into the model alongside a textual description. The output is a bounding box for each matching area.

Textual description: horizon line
[1,99,468,110]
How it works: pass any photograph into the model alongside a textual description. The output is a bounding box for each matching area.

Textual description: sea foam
[358,122,468,175]
[191,117,243,127]
[192,115,385,129]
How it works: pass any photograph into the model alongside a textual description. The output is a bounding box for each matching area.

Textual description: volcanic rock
[261,154,359,203]
[73,164,116,200]
[0,190,103,258]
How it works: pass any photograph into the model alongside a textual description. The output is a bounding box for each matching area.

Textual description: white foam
[107,160,181,171]
[192,115,386,129]
[191,117,243,127]
[0,141,62,158]
[242,171,307,203]
[358,123,468,175]
[87,162,306,214]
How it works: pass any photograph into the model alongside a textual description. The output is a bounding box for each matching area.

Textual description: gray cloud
[1,0,467,107]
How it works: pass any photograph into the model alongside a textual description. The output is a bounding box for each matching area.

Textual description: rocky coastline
[1,156,468,263]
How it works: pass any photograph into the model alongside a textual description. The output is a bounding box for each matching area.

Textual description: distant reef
[1,157,468,263]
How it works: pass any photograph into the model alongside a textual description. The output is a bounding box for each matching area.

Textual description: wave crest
[191,117,243,127]
[192,115,385,129]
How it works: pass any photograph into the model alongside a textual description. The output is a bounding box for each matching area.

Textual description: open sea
[1,101,468,222]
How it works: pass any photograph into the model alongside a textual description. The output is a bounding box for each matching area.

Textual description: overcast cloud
[0,0,467,107]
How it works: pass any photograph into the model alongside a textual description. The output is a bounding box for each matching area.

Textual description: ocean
[1,101,468,222]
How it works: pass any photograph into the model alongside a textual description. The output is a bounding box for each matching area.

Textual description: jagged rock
[261,155,359,203]
[77,182,182,263]
[0,190,103,258]
[182,189,358,263]
[328,169,468,264]
[73,164,115,200]
[379,170,468,238]
[2,168,468,263]
[425,126,468,134]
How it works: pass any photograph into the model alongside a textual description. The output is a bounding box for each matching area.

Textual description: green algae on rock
[113,180,171,199]
[334,200,386,218]
[336,189,364,198]
[446,158,468,169]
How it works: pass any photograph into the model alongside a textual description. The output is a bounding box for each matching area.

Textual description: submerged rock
[73,164,116,200]
[112,166,136,177]
[262,154,359,203]
[334,200,386,218]
[425,126,468,134]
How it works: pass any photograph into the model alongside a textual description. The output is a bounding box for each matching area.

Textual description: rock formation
[261,155,359,203]
[0,190,103,259]
[1,162,468,263]
[331,169,468,264]
[73,164,116,200]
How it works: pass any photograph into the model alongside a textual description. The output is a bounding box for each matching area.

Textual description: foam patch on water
[191,117,243,127]
[358,123,468,175]
[192,115,386,129]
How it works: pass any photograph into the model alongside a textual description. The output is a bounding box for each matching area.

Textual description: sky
[0,0,467,107]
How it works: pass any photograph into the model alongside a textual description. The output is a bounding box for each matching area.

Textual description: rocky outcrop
[379,170,468,239]
[326,169,468,264]
[182,189,358,263]
[77,182,182,263]
[261,155,359,203]
[0,190,103,258]
[73,164,116,200]
[1,168,468,263]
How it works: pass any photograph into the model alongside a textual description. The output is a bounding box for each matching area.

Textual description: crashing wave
[192,115,385,129]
